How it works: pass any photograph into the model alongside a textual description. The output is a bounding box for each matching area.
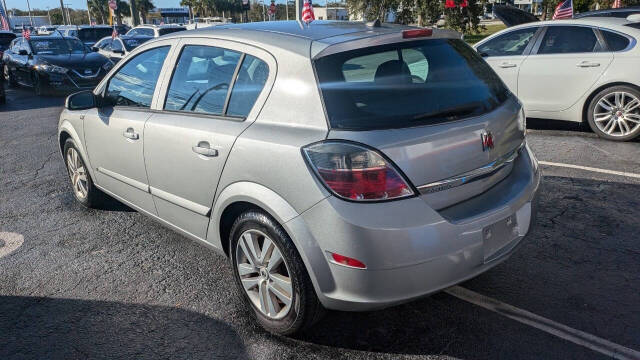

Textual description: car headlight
[517,106,526,133]
[34,64,68,74]
[102,61,114,71]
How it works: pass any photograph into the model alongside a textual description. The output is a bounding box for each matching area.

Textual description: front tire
[63,139,107,208]
[229,210,324,336]
[587,85,640,141]
[5,65,17,88]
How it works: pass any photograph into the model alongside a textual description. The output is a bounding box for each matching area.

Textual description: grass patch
[464,23,507,44]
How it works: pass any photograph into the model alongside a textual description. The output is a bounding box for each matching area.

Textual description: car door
[110,39,125,61]
[475,26,541,95]
[143,39,274,239]
[83,41,176,214]
[517,25,614,112]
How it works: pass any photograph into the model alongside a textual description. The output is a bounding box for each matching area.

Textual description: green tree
[135,0,155,23]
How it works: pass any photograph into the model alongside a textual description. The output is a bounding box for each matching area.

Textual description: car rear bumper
[285,143,541,311]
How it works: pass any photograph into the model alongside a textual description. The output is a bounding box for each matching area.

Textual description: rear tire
[587,85,640,141]
[229,210,325,336]
[63,139,108,208]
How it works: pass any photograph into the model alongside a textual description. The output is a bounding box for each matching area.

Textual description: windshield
[30,38,86,55]
[158,27,185,35]
[77,28,113,42]
[122,37,150,51]
[314,38,510,130]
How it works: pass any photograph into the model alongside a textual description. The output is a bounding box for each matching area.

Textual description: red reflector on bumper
[330,253,366,269]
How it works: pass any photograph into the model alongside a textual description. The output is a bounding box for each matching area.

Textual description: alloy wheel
[235,229,293,320]
[593,91,640,137]
[66,147,88,199]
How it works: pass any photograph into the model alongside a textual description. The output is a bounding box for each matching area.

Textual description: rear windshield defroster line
[313,39,511,131]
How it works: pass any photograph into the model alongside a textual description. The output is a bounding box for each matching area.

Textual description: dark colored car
[93,34,153,62]
[0,31,17,103]
[574,6,640,18]
[58,25,116,47]
[3,35,113,95]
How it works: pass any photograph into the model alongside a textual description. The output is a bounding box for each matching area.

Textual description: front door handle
[123,127,139,140]
[192,141,218,157]
[577,61,600,68]
[499,62,517,68]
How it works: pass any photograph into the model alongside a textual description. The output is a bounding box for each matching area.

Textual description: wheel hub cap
[235,229,293,320]
[66,148,88,199]
[594,91,640,137]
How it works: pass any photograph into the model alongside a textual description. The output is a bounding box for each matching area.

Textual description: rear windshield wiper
[411,103,486,123]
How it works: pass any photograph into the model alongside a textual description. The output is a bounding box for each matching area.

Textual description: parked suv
[58,21,540,335]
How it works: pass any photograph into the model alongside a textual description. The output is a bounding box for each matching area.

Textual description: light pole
[59,0,66,24]
[65,3,72,25]
[25,0,33,26]
[86,0,91,24]
[46,6,51,24]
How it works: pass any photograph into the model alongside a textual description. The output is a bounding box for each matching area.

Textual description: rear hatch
[493,5,539,27]
[314,35,525,210]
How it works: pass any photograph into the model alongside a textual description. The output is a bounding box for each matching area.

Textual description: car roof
[120,34,154,40]
[575,6,640,18]
[508,17,640,32]
[158,20,458,57]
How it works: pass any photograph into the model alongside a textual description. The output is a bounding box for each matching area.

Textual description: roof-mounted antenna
[366,19,381,28]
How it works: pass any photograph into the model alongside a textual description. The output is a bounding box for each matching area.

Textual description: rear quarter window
[601,30,631,51]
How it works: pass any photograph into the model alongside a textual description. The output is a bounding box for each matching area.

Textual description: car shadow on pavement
[0,88,66,113]
[0,296,249,359]
[527,118,591,133]
[295,175,640,359]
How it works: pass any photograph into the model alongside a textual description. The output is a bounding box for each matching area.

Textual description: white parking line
[0,232,24,259]
[539,161,640,179]
[445,286,640,360]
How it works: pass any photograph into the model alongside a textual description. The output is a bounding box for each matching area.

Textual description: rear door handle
[192,141,218,157]
[577,61,600,68]
[123,127,139,140]
[499,62,517,68]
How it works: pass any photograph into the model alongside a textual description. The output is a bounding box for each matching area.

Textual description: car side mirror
[91,46,99,52]
[18,49,28,55]
[65,90,96,110]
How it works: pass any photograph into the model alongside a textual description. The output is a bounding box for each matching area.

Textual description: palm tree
[180,0,196,20]
[88,0,109,23]
[135,0,154,23]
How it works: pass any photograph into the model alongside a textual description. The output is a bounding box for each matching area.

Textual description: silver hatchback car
[58,21,541,335]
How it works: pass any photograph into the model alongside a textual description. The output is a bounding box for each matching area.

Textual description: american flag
[612,0,622,8]
[553,0,573,19]
[22,25,31,40]
[301,0,315,23]
[0,2,9,31]
[111,27,118,39]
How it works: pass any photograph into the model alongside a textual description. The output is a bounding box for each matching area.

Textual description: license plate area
[483,215,518,262]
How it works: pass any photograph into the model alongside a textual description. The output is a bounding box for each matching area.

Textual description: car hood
[493,5,539,27]
[37,52,108,68]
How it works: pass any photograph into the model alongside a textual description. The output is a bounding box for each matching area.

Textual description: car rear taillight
[302,141,415,202]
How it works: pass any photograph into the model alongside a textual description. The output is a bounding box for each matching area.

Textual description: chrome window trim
[417,143,524,195]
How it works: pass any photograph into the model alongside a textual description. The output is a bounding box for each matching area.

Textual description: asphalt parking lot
[1,88,639,360]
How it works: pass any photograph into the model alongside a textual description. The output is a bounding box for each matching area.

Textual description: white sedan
[474,15,640,141]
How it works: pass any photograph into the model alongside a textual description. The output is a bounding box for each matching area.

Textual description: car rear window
[78,28,113,42]
[314,39,510,130]
[159,27,185,36]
